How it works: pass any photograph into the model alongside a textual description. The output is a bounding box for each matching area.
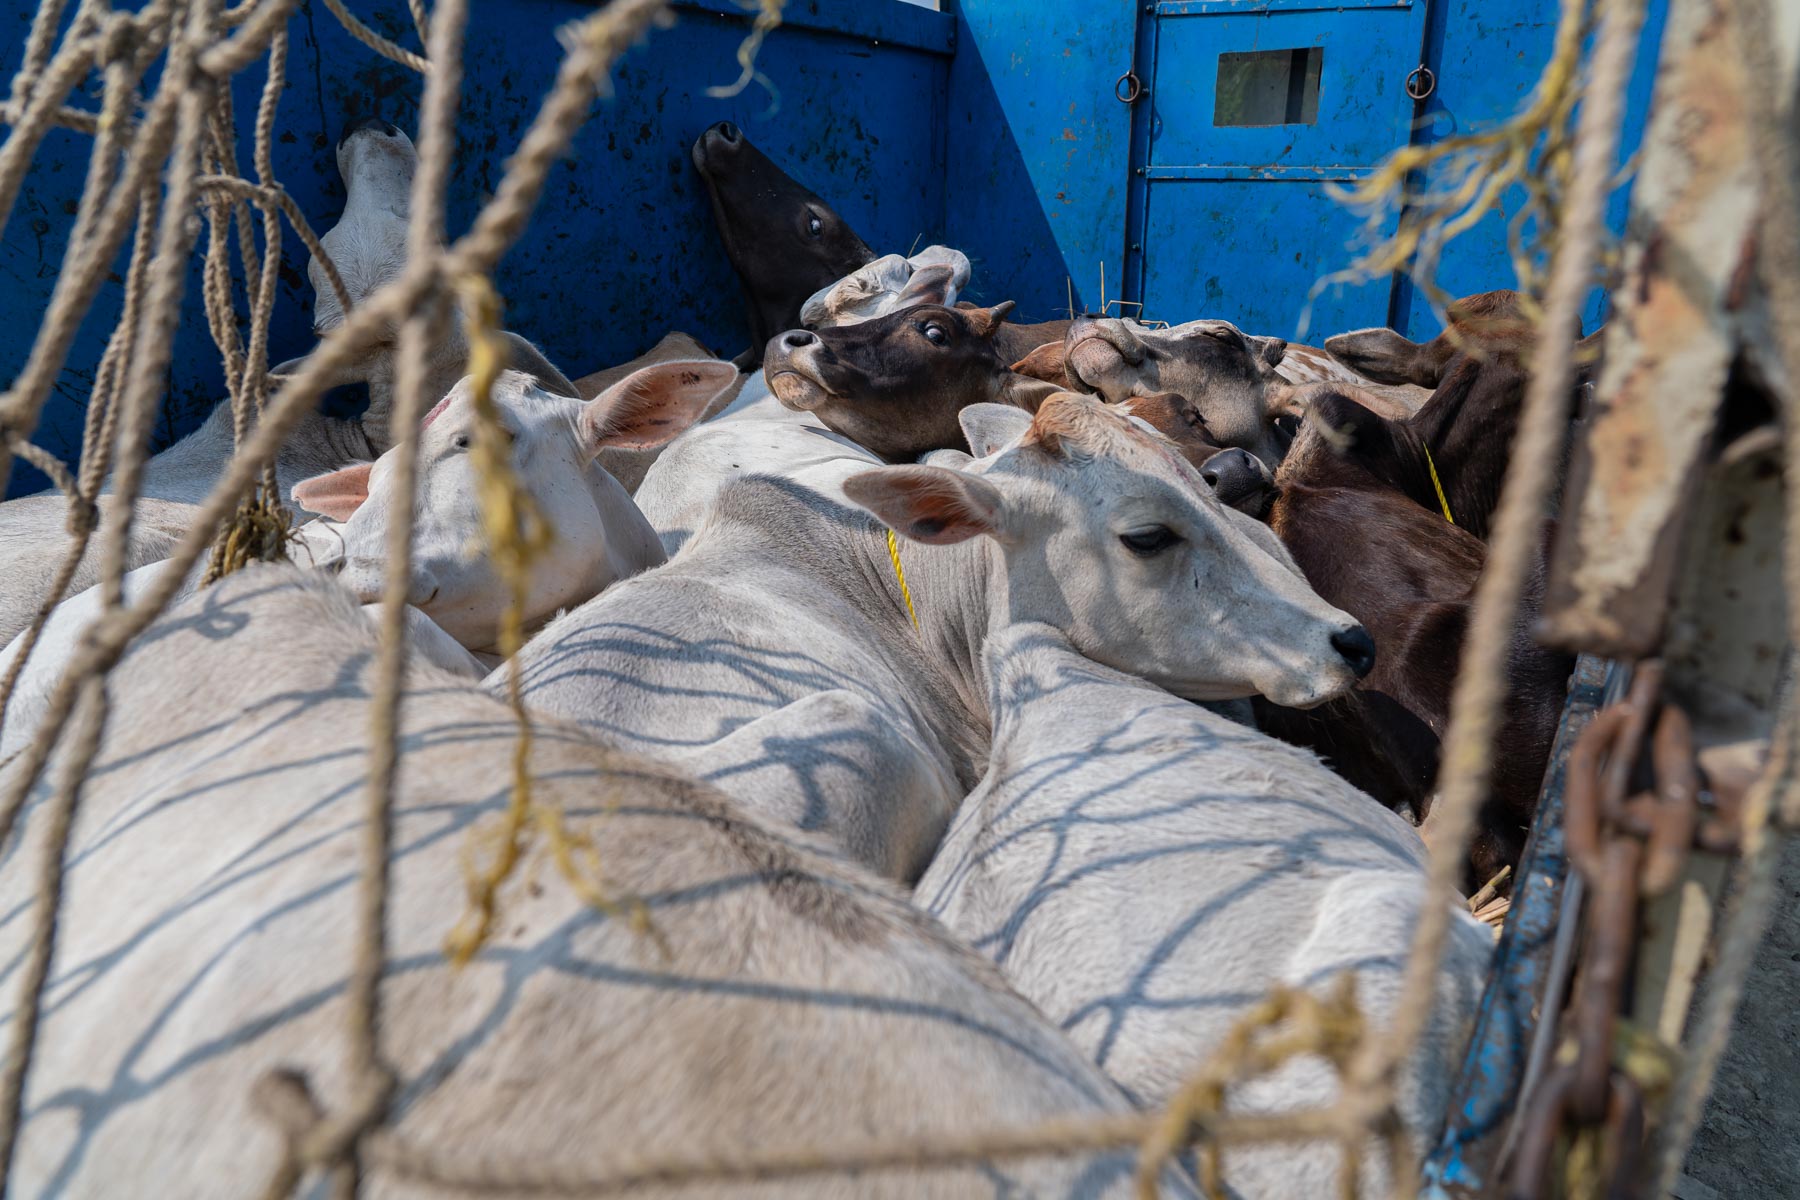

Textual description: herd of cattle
[0,115,1604,1195]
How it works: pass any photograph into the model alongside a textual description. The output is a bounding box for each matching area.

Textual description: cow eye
[922,323,949,346]
[1119,526,1182,556]
[452,433,471,451]
[806,213,823,238]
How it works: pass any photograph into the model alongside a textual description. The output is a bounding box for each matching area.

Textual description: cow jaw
[766,361,835,413]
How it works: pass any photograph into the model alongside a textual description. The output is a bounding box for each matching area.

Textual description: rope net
[0,0,1787,1196]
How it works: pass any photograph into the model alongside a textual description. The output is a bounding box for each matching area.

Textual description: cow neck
[130,402,376,507]
[1403,356,1522,538]
[864,513,1000,691]
[978,620,1110,757]
[699,474,1001,787]
[852,514,1001,789]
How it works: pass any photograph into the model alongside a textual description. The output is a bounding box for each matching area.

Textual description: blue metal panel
[2,0,953,498]
[678,0,955,54]
[1125,0,1428,337]
[1139,179,1393,335]
[1159,0,1414,13]
[1393,0,1670,336]
[1146,5,1426,172]
[942,1,1135,320]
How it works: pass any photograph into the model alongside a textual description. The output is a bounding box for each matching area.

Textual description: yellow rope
[444,274,656,967]
[886,527,918,631]
[1424,444,1455,525]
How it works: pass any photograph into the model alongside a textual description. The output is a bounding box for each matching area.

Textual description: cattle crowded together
[0,115,1603,1196]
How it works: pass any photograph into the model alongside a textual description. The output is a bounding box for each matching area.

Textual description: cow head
[1324,289,1601,389]
[763,302,1059,461]
[842,395,1374,708]
[1061,316,1292,468]
[691,121,874,365]
[311,116,414,338]
[293,363,735,651]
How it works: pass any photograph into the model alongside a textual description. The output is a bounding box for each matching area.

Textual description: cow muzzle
[764,330,838,412]
[691,121,743,173]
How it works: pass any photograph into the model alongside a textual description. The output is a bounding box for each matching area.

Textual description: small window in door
[1214,47,1323,127]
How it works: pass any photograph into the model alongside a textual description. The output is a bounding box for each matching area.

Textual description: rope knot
[251,1064,396,1195]
[98,13,136,65]
[252,1068,326,1144]
[63,496,98,538]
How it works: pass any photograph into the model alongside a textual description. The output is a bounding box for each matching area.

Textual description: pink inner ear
[292,462,373,521]
[588,362,735,451]
[421,394,453,428]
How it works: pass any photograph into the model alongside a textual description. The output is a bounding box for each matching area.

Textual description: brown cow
[1320,290,1602,539]
[763,302,1060,461]
[1241,383,1576,889]
[1011,315,1296,470]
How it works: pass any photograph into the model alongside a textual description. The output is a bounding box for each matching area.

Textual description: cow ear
[842,465,1010,545]
[579,359,738,454]
[960,402,1035,457]
[1100,319,1149,366]
[1010,340,1070,387]
[999,372,1063,414]
[895,263,957,309]
[1323,327,1436,388]
[962,301,1017,339]
[909,245,972,292]
[291,461,374,521]
[1251,335,1287,370]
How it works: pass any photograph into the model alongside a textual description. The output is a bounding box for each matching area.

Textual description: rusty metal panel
[1541,0,1778,657]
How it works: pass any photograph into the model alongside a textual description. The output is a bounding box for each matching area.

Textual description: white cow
[0,363,732,756]
[301,362,736,651]
[502,395,1374,882]
[0,566,1197,1198]
[916,614,1493,1198]
[292,118,577,448]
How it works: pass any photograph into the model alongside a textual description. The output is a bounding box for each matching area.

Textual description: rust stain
[1546,0,1772,653]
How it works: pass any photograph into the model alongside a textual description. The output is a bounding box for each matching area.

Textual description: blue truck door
[1122,0,1430,339]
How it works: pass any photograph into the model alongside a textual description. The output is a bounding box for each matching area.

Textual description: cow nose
[339,115,399,145]
[1200,447,1255,489]
[780,329,817,350]
[1330,625,1377,680]
[714,121,740,144]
